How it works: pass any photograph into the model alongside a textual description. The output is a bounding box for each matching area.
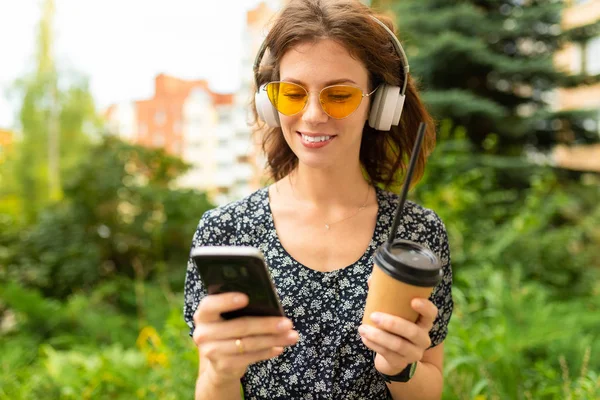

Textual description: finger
[359,334,391,357]
[202,331,299,359]
[358,324,423,360]
[234,346,286,364]
[360,335,412,369]
[214,347,285,372]
[411,299,438,331]
[367,275,372,288]
[368,312,431,349]
[194,292,249,324]
[194,316,294,344]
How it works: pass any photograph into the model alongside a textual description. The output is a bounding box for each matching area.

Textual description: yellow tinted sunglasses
[264,81,378,119]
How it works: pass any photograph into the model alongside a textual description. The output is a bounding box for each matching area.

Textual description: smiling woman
[184,1,452,399]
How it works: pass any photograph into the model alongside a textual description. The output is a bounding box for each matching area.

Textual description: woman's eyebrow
[282,77,358,86]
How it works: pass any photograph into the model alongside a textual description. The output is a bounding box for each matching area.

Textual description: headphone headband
[253,15,409,96]
[368,16,409,95]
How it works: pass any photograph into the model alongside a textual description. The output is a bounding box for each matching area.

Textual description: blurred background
[0,0,599,399]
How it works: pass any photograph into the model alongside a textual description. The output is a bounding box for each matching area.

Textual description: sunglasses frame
[263,81,379,120]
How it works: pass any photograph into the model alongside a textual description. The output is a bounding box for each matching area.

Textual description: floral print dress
[184,186,453,399]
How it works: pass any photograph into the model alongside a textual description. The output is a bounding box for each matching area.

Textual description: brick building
[135,74,233,155]
[104,1,288,204]
[553,0,600,172]
[105,74,253,204]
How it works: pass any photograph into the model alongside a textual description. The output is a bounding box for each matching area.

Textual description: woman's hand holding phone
[192,292,299,386]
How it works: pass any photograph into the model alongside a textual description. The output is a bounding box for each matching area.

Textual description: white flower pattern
[184,186,453,399]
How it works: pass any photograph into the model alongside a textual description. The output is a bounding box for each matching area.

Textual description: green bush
[414,130,600,299]
[0,137,214,300]
[0,282,197,400]
[444,265,600,399]
[1,126,598,399]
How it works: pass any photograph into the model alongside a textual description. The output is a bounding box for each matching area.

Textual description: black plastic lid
[373,240,442,287]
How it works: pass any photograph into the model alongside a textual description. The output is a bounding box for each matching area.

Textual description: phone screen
[192,253,284,319]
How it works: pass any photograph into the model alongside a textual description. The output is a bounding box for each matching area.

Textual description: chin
[298,150,351,172]
[297,158,333,170]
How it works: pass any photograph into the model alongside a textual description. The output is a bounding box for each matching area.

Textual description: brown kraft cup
[362,240,443,327]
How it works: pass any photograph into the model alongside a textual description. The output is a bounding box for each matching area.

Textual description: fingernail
[278,319,292,330]
[414,299,424,308]
[370,313,382,323]
[358,325,368,335]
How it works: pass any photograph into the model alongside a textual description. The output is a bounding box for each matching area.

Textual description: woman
[184,0,453,399]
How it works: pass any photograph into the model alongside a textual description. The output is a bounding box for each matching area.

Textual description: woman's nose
[301,92,329,124]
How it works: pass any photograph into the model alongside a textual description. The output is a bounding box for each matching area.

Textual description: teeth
[302,134,332,143]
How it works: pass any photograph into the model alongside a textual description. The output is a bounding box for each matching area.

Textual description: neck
[287,162,371,208]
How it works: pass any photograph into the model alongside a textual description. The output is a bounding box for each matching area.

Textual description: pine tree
[376,0,599,155]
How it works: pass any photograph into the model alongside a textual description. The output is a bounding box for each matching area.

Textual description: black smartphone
[190,246,285,319]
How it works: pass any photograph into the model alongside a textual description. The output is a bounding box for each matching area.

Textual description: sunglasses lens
[320,86,363,119]
[266,82,308,116]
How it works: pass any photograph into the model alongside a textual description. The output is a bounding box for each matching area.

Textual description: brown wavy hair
[250,0,436,191]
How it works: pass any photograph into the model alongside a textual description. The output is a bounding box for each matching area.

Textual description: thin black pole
[387,122,427,246]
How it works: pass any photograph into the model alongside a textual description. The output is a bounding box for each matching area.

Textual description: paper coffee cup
[362,240,442,327]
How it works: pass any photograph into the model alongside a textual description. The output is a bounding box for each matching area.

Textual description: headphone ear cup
[392,93,405,127]
[368,85,403,131]
[255,85,280,128]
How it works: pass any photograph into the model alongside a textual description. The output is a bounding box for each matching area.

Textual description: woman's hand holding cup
[192,292,299,387]
[358,298,438,376]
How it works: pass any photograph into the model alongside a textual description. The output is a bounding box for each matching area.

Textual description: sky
[0,0,279,129]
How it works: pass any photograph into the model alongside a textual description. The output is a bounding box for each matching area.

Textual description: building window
[585,36,600,75]
[155,111,166,125]
[571,43,582,75]
[153,132,165,147]
[236,130,249,139]
[218,110,232,123]
[174,141,183,155]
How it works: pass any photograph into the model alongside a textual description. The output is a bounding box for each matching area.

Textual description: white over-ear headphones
[253,15,410,131]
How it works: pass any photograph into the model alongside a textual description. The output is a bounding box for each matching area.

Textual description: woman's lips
[297,132,336,149]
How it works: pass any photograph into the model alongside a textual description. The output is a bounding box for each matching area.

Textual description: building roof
[104,73,235,117]
[152,74,234,106]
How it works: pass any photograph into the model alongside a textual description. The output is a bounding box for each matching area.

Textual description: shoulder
[377,188,446,229]
[377,188,449,265]
[192,188,268,247]
[202,189,258,219]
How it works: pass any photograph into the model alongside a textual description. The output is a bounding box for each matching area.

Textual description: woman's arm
[386,343,444,400]
[191,293,298,400]
[359,297,447,400]
[195,352,242,400]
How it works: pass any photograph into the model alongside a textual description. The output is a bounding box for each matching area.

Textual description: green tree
[369,0,600,297]
[2,136,214,300]
[9,0,100,224]
[377,0,598,155]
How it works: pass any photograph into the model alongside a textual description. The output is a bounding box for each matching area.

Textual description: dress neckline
[262,185,385,276]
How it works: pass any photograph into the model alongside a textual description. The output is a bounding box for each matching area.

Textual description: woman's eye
[327,94,352,102]
[284,93,306,100]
